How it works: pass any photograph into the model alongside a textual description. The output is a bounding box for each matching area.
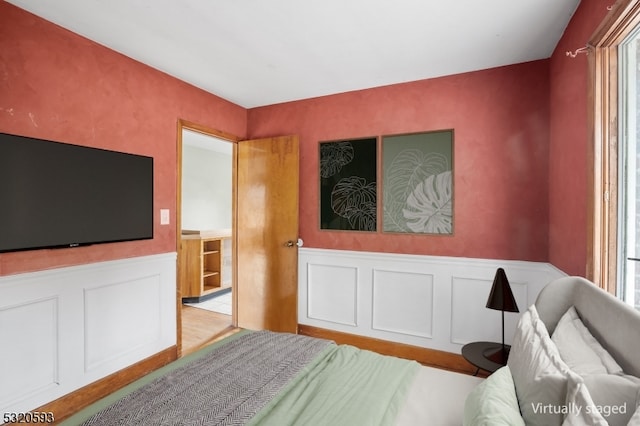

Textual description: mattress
[61,330,482,425]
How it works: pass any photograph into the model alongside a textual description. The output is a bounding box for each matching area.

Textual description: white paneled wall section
[0,253,176,416]
[299,248,566,353]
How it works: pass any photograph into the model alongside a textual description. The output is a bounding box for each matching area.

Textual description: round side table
[461,341,510,375]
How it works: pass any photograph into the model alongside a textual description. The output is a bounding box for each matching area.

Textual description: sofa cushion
[584,374,639,425]
[463,366,524,426]
[562,372,639,426]
[552,306,623,375]
[562,372,608,426]
[629,402,640,426]
[508,304,571,426]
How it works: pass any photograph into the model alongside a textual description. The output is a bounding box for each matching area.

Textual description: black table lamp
[485,268,519,365]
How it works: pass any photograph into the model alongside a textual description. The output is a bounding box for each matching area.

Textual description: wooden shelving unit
[179,231,230,303]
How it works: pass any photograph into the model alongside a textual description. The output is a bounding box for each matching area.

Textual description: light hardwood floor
[180,305,236,356]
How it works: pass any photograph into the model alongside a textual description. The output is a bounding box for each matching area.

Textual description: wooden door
[236,135,299,332]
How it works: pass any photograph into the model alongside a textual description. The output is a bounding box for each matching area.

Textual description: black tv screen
[0,132,154,253]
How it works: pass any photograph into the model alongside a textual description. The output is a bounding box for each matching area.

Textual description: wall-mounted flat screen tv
[0,132,154,253]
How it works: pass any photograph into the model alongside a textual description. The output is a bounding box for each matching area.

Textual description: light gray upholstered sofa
[464,276,640,426]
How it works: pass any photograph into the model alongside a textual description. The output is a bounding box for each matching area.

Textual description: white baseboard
[0,253,177,415]
[298,248,566,354]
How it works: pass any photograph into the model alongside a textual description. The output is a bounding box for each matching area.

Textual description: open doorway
[177,124,300,353]
[177,122,237,356]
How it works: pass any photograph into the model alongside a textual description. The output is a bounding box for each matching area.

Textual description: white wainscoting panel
[299,248,566,354]
[84,274,162,372]
[0,297,59,408]
[372,270,434,338]
[450,277,527,345]
[0,253,176,416]
[307,264,358,326]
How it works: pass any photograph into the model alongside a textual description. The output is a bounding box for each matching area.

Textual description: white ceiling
[7,0,580,108]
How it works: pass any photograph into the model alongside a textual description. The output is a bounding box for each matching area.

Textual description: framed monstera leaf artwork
[319,137,377,231]
[382,130,454,234]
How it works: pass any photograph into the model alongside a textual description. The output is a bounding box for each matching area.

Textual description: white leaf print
[320,142,355,178]
[383,149,449,232]
[331,176,377,231]
[402,171,452,233]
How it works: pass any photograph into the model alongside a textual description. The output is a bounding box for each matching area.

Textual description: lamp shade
[486,268,519,313]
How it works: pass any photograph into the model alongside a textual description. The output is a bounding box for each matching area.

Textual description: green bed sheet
[61,330,419,425]
[250,344,419,426]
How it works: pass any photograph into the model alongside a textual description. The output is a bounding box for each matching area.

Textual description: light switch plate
[160,209,170,225]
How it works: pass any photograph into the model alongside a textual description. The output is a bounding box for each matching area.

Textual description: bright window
[589,0,640,307]
[618,27,640,308]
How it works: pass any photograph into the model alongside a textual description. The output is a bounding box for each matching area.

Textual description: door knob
[285,238,303,247]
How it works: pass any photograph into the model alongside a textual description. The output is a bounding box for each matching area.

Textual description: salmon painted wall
[248,61,551,261]
[548,2,610,276]
[0,3,247,276]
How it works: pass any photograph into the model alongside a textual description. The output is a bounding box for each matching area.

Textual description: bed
[61,329,482,425]
[464,276,640,426]
[61,275,640,426]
